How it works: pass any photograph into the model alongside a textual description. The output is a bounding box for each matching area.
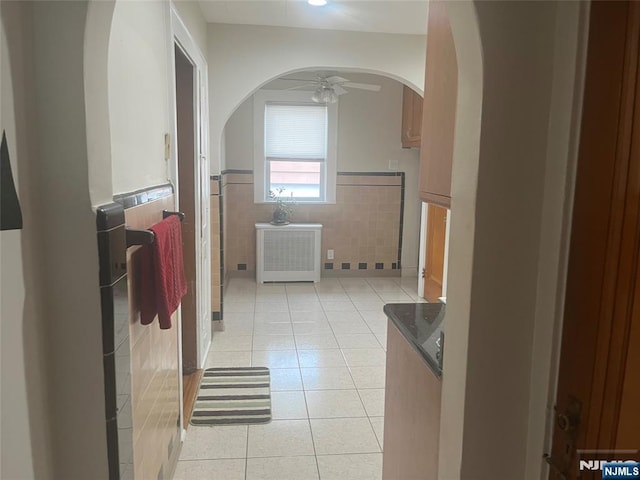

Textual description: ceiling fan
[282,75,382,104]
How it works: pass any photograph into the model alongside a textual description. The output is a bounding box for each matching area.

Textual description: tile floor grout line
[302,385,322,479]
[187,451,380,460]
[356,387,385,452]
[249,283,259,369]
[313,279,370,449]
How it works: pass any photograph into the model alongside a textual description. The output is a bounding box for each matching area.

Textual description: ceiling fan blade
[278,78,320,84]
[285,84,313,91]
[343,82,381,92]
[333,85,348,95]
[326,76,349,84]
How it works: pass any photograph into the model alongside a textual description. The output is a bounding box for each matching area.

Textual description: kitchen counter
[383,302,445,378]
[382,302,444,478]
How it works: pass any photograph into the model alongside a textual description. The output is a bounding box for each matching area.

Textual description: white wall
[0,7,41,477]
[31,2,109,477]
[208,23,426,175]
[524,2,588,478]
[224,74,422,271]
[223,97,252,170]
[436,3,482,476]
[108,0,172,195]
[1,2,109,479]
[85,0,116,208]
[88,0,207,204]
[220,124,227,172]
[438,1,585,479]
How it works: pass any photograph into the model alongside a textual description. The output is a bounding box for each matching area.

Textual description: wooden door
[423,204,446,303]
[548,2,640,478]
[175,44,198,372]
[615,257,640,448]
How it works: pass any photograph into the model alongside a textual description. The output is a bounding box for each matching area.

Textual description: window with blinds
[264,103,328,201]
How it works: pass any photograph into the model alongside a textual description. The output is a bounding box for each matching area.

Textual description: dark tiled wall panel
[96,203,133,480]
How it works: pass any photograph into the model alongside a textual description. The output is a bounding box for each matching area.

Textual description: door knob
[556,412,578,432]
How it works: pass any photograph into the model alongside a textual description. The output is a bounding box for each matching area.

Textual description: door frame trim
[418,202,427,297]
[166,3,211,435]
[532,3,591,477]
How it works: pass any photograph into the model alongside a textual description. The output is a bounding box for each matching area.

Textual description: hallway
[174,276,423,479]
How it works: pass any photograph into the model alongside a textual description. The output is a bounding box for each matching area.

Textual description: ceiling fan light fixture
[308,0,328,6]
[311,86,338,104]
[311,88,322,103]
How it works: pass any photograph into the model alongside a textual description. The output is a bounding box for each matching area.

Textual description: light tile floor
[175,276,423,480]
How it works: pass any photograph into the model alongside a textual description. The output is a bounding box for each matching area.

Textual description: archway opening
[220,67,426,292]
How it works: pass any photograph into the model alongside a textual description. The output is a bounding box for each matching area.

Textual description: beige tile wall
[222,174,230,287]
[210,178,222,314]
[124,196,181,480]
[221,172,403,277]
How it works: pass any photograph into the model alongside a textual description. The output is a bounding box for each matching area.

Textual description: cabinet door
[383,321,441,479]
[419,1,458,207]
[401,86,423,148]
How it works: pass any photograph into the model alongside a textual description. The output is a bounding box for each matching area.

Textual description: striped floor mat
[190,367,271,426]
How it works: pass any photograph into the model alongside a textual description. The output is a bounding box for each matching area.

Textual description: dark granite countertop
[383,302,445,378]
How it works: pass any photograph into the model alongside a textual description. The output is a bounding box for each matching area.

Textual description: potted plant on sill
[269,187,295,225]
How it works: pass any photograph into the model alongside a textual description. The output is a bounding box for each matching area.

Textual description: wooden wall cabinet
[419,1,458,207]
[383,320,442,479]
[401,85,423,148]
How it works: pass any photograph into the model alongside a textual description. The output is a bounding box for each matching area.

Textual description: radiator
[256,223,322,283]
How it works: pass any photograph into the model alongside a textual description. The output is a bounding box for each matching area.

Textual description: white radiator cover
[256,223,322,283]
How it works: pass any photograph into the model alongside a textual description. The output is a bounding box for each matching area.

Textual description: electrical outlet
[327,249,334,260]
[388,158,399,170]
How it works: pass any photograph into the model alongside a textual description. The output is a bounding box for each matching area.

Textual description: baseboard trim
[401,267,418,277]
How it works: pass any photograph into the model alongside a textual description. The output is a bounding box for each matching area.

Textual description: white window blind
[265,104,327,160]
[254,90,337,204]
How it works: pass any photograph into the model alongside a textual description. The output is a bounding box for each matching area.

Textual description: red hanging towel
[139,215,187,329]
[139,242,157,326]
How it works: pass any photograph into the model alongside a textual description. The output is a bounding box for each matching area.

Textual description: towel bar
[125,228,155,248]
[125,211,184,248]
[163,210,185,221]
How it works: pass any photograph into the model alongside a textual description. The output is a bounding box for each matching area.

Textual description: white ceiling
[197,1,429,35]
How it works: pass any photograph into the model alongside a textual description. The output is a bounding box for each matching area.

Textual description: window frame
[253,89,338,204]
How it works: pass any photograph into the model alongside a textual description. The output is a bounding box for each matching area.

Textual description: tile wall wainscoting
[221,171,405,283]
[124,193,181,480]
[98,184,182,480]
[211,176,223,320]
